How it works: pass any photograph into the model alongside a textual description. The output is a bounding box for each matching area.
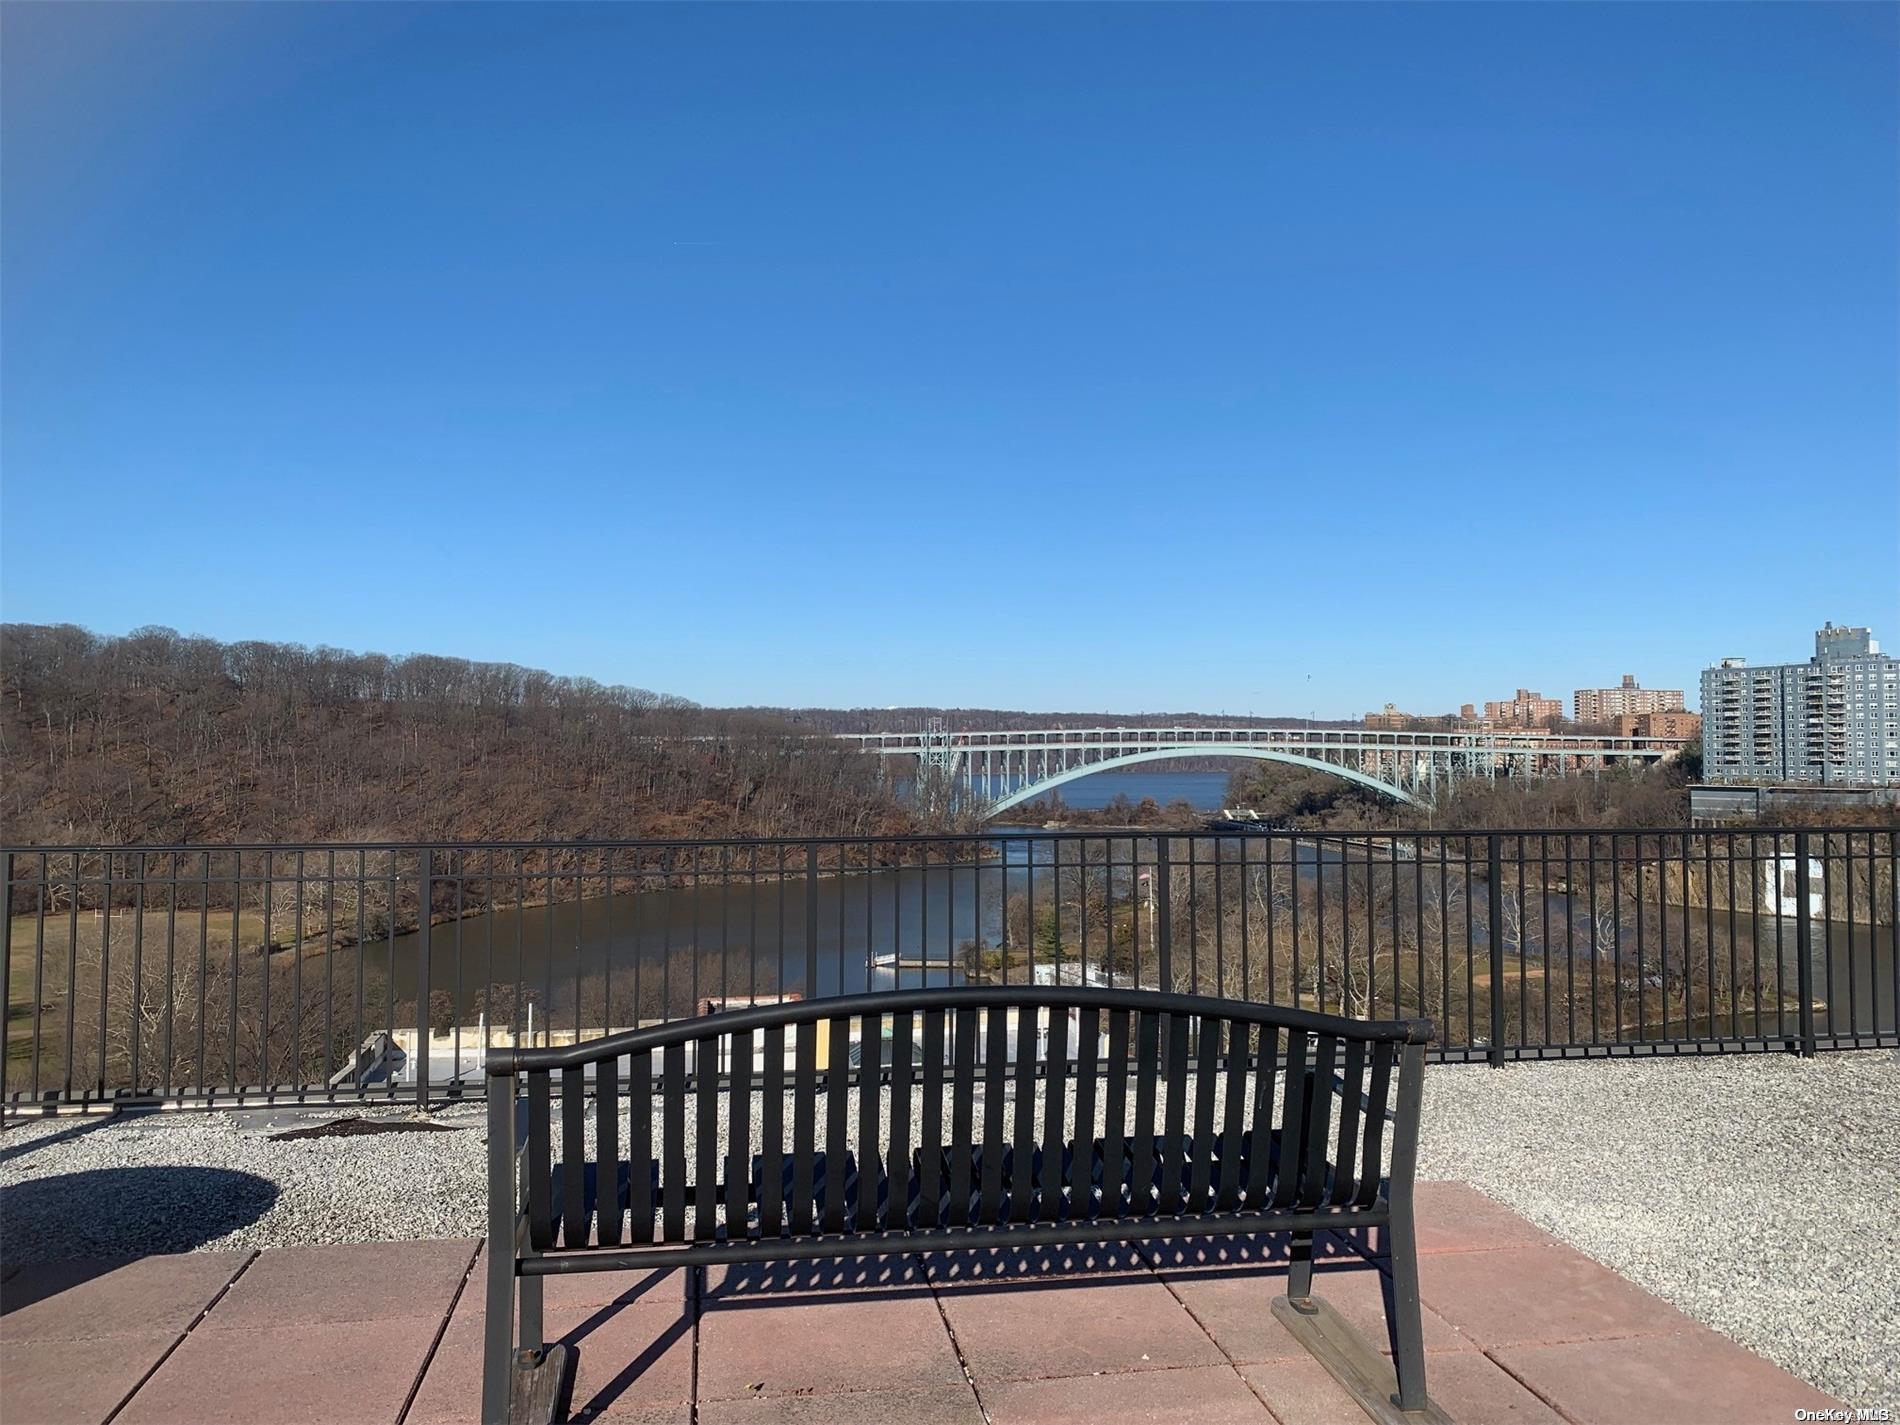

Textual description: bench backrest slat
[824,1016,850,1234]
[726,1032,752,1238]
[629,1051,653,1242]
[1331,1040,1366,1208]
[758,1027,784,1237]
[1299,1034,1338,1209]
[791,1023,817,1235]
[1161,1012,1190,1216]
[1009,1006,1036,1223]
[1188,1019,1220,1213]
[1070,1008,1100,1218]
[500,987,1429,1254]
[1270,1029,1309,1210]
[597,1055,622,1246]
[947,1009,976,1227]
[527,1068,553,1249]
[1039,1006,1068,1221]
[694,1031,719,1241]
[1357,1044,1394,1208]
[1216,1019,1249,1211]
[562,1065,587,1246]
[919,1008,945,1228]
[856,1013,881,1233]
[1131,1011,1159,1215]
[661,1043,686,1241]
[888,1010,915,1232]
[1101,1009,1130,1217]
[979,1004,1008,1224]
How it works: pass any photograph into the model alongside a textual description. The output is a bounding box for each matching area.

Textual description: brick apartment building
[1574,675,1686,723]
[1612,710,1701,740]
[1483,689,1563,728]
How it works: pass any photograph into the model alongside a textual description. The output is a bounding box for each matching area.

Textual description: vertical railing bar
[353,852,367,1090]
[291,850,304,1101]
[1540,834,1551,1048]
[416,849,433,1105]
[1155,838,1172,993]
[226,853,242,1099]
[805,844,820,1005]
[1486,834,1504,1066]
[129,852,146,1096]
[1,854,14,1104]
[323,850,336,1096]
[195,851,209,1096]
[1795,829,1816,1056]
[97,852,113,1100]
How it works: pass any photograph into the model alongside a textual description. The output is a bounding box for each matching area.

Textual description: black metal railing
[3,828,1895,1110]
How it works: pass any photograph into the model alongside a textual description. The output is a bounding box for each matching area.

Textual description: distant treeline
[0,624,919,845]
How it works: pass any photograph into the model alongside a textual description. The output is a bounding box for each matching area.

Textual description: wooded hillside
[1,624,914,844]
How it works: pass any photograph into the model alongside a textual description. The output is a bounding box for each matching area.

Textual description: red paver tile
[1416,1244,1700,1349]
[1160,1260,1473,1363]
[0,1253,251,1343]
[201,1238,476,1329]
[935,1275,1227,1384]
[408,1298,694,1424]
[115,1316,441,1425]
[982,1365,1274,1423]
[1243,1353,1566,1425]
[0,1330,181,1425]
[697,1288,964,1401]
[697,1384,984,1424]
[1409,1182,1563,1256]
[450,1266,685,1326]
[1493,1329,1846,1425]
[922,1241,1157,1286]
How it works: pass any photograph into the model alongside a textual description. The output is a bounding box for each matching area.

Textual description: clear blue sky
[3,3,1895,715]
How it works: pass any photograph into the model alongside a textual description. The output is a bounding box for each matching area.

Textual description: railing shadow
[0,1113,120,1165]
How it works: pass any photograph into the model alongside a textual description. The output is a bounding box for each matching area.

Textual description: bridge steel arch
[979,744,1423,819]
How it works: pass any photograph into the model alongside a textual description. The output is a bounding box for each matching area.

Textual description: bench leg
[519,1269,545,1356]
[1286,1228,1315,1301]
[482,1253,516,1425]
[1384,1212,1427,1413]
[483,1076,519,1425]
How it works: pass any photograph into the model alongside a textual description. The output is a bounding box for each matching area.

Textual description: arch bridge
[837,725,1686,818]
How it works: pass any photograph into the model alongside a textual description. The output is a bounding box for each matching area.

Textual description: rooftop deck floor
[0,1183,1845,1425]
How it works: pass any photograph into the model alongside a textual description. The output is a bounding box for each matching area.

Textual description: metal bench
[481,986,1440,1424]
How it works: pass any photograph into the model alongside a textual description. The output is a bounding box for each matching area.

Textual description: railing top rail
[485,985,1436,1074]
[0,825,1888,856]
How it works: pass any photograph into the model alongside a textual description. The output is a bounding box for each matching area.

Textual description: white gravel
[1415,1050,1900,1404]
[3,1052,1894,1401]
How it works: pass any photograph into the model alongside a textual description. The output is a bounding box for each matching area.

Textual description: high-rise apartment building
[1573,675,1685,723]
[1701,624,1900,785]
